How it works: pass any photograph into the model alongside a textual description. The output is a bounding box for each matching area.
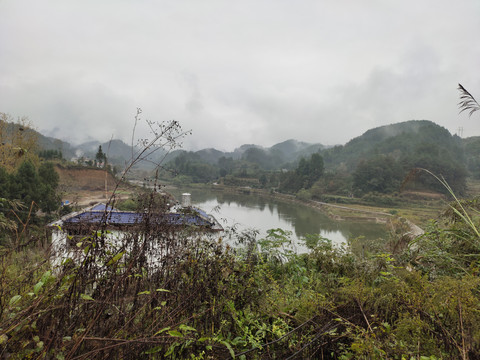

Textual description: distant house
[48,201,223,266]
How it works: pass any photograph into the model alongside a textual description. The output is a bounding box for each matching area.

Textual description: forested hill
[321,120,464,171]
[461,136,480,179]
[192,140,325,165]
[3,117,477,189]
[169,140,324,169]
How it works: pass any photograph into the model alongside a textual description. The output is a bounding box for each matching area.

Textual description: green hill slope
[322,120,464,171]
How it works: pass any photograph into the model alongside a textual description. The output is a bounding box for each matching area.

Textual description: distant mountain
[194,148,226,164]
[76,140,101,154]
[271,139,312,155]
[17,118,327,171]
[271,139,325,163]
[229,144,264,160]
[187,139,325,169]
[0,120,75,159]
[36,134,76,159]
[100,139,137,165]
[346,120,455,150]
[321,120,463,171]
[12,117,478,181]
[71,139,134,167]
[16,125,138,168]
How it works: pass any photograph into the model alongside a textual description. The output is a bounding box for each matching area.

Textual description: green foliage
[0,166,10,197]
[162,119,469,201]
[95,145,106,166]
[361,192,399,206]
[242,147,283,170]
[0,160,60,244]
[10,161,39,206]
[37,162,60,213]
[3,158,480,358]
[401,145,467,195]
[3,211,480,359]
[353,155,403,194]
[296,188,311,201]
[7,161,60,214]
[310,170,353,197]
[0,114,40,172]
[279,152,324,193]
[164,143,323,190]
[218,156,235,177]
[168,151,219,183]
[321,120,468,196]
[462,136,480,179]
[222,174,259,187]
[38,149,63,160]
[322,120,461,170]
[116,199,138,211]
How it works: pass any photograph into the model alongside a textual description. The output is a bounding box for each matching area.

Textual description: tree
[0,113,39,171]
[280,153,324,193]
[10,160,39,207]
[218,156,234,176]
[0,166,10,199]
[242,147,277,170]
[169,152,218,183]
[38,149,63,160]
[4,160,61,215]
[38,162,60,213]
[352,155,403,195]
[259,173,268,187]
[307,153,324,187]
[95,145,106,167]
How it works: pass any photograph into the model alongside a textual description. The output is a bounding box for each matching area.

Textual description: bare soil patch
[55,165,134,206]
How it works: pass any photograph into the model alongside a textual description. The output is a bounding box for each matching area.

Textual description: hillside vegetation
[1,110,480,358]
[2,176,480,358]
[1,114,473,200]
[158,121,469,208]
[322,120,463,170]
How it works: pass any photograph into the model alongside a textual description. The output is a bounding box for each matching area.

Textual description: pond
[168,187,388,252]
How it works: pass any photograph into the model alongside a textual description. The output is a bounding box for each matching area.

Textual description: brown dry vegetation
[55,165,133,206]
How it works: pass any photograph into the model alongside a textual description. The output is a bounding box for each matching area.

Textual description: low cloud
[1,0,479,150]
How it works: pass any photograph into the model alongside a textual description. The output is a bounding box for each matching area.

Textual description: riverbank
[207,184,391,222]
[210,185,431,240]
[176,183,427,241]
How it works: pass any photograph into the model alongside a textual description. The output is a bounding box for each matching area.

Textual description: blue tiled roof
[164,213,212,227]
[90,204,116,212]
[192,207,210,219]
[64,209,214,228]
[65,211,143,225]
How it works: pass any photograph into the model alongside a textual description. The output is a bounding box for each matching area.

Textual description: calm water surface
[169,188,388,252]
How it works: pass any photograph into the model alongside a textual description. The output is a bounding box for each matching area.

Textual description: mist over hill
[321,120,464,171]
[6,118,479,186]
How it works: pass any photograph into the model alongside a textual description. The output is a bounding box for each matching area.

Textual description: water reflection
[168,188,387,247]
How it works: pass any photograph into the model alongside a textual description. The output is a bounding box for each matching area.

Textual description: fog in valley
[1,1,479,150]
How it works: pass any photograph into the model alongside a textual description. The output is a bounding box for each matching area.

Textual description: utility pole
[457,127,464,137]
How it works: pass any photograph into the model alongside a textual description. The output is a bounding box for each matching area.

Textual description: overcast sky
[1,1,479,151]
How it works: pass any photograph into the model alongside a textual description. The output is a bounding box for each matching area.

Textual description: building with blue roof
[48,202,223,266]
